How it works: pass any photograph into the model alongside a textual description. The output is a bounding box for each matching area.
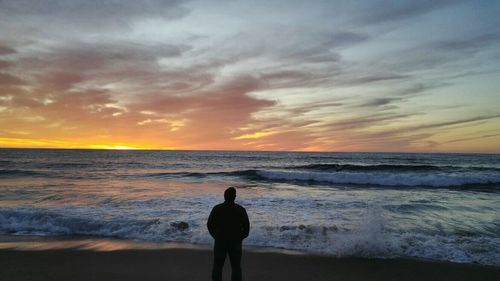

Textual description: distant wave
[141,169,500,188]
[253,169,500,187]
[0,169,48,178]
[140,170,261,179]
[3,164,500,188]
[289,163,500,172]
[41,163,95,169]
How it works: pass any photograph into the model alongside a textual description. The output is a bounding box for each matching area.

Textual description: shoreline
[0,234,497,266]
[1,248,499,281]
[0,235,303,255]
[1,236,499,281]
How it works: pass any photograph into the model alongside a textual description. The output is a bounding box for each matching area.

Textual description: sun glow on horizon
[88,145,141,150]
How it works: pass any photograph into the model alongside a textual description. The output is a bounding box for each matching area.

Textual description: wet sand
[1,248,499,281]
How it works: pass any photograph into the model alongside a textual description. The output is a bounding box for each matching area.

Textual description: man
[207,187,250,281]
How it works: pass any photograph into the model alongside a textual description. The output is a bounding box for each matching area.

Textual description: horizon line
[0,146,498,155]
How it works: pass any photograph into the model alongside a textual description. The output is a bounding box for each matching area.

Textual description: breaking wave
[4,165,500,188]
[1,207,498,266]
[141,168,500,188]
[290,163,500,172]
[0,169,49,178]
[253,170,500,187]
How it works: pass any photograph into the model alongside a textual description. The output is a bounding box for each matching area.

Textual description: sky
[0,0,499,152]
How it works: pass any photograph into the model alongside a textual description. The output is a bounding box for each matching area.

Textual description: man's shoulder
[212,202,246,211]
[212,203,225,210]
[234,203,246,212]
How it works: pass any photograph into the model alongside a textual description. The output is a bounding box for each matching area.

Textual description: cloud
[0,73,25,85]
[443,132,500,144]
[13,40,194,94]
[129,75,276,146]
[358,97,402,108]
[1,59,276,149]
[372,32,500,74]
[432,33,500,52]
[0,0,190,31]
[317,113,500,152]
[0,44,16,55]
[353,82,446,109]
[408,114,500,131]
[357,0,464,25]
[327,31,370,48]
[0,32,282,149]
[274,30,367,64]
[0,60,14,69]
[325,113,416,131]
[342,74,410,85]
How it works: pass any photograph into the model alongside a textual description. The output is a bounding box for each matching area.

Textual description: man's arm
[241,208,250,239]
[207,208,217,239]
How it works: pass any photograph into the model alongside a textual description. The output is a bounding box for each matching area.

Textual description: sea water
[0,149,499,265]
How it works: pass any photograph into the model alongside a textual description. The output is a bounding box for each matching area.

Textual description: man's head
[224,187,236,203]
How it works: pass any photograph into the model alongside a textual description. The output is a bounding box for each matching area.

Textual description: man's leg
[212,240,227,281]
[228,240,242,281]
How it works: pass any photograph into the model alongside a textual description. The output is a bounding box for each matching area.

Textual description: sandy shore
[1,248,499,281]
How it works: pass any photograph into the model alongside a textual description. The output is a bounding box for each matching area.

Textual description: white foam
[256,170,500,187]
[1,205,499,266]
[244,206,500,265]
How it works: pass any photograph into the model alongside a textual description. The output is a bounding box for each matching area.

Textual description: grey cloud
[396,83,442,96]
[0,0,189,31]
[279,45,340,64]
[375,32,500,74]
[332,132,435,152]
[279,30,367,63]
[260,70,410,92]
[260,70,310,81]
[330,114,500,151]
[354,82,447,108]
[0,60,15,69]
[358,0,463,25]
[0,44,16,55]
[360,114,500,142]
[443,132,500,144]
[345,74,409,85]
[250,31,371,89]
[326,31,370,48]
[286,101,344,115]
[359,97,402,108]
[432,33,500,53]
[0,73,25,85]
[54,41,189,65]
[259,70,318,88]
[17,40,194,91]
[410,114,500,131]
[325,113,415,131]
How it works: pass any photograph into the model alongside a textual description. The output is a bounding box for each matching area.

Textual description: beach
[1,247,499,281]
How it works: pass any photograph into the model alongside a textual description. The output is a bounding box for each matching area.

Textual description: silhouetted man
[207,187,250,281]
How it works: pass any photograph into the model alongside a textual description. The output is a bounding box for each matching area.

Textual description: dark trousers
[212,240,242,281]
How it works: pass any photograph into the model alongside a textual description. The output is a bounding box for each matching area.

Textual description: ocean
[0,149,499,265]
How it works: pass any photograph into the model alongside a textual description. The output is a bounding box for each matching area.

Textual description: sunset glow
[1,0,499,152]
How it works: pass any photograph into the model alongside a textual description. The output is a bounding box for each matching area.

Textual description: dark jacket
[207,202,250,241]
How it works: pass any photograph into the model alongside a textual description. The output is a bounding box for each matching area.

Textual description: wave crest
[254,170,500,187]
